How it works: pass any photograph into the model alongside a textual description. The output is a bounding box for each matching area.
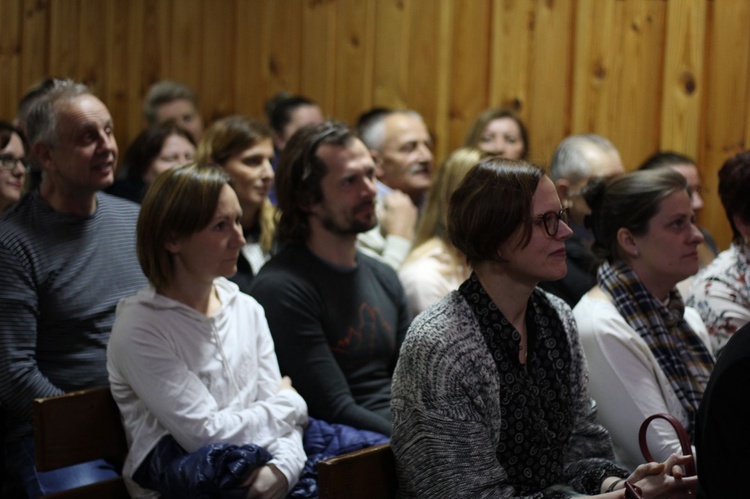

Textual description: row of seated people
[1,77,748,498]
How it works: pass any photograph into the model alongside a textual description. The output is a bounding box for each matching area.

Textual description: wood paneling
[1,0,749,249]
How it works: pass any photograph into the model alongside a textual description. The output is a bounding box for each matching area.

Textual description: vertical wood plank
[433,0,454,162]
[200,0,236,124]
[447,0,491,157]
[234,0,267,119]
[489,0,533,112]
[267,1,304,96]
[300,0,338,118]
[573,0,666,170]
[372,0,408,109]
[660,0,706,161]
[526,0,575,166]
[48,0,80,79]
[169,0,203,107]
[77,0,107,94]
[104,0,133,164]
[406,0,441,134]
[701,0,750,250]
[0,0,22,119]
[19,0,50,99]
[333,0,375,124]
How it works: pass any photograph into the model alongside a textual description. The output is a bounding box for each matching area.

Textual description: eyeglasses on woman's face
[0,154,30,172]
[530,209,569,237]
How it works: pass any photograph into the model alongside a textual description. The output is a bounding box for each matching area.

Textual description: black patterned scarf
[460,273,573,495]
[597,260,714,436]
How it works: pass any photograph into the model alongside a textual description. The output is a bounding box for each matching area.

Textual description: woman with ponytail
[574,168,714,471]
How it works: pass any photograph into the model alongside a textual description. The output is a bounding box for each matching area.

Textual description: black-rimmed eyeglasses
[0,154,30,172]
[530,209,569,237]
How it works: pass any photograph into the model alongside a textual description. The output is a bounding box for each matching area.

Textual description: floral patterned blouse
[687,241,750,354]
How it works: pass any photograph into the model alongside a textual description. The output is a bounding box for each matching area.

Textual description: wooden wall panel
[490,0,533,112]
[659,0,706,161]
[573,0,667,169]
[0,0,22,119]
[404,0,441,132]
[300,1,337,119]
[201,1,237,123]
[2,0,750,249]
[169,0,203,92]
[333,0,375,124]
[525,0,574,166]
[234,0,268,119]
[701,0,750,248]
[266,1,304,98]
[48,0,80,84]
[372,0,409,110]
[445,0,491,160]
[19,0,49,101]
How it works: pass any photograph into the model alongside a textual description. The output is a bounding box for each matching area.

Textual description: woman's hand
[628,454,697,498]
[245,464,289,499]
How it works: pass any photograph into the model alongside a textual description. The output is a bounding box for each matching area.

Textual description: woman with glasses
[0,121,29,214]
[392,158,695,498]
[574,168,713,471]
[107,123,196,203]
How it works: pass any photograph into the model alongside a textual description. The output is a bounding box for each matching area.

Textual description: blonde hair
[414,147,486,248]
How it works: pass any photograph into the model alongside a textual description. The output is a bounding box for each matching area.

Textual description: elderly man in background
[356,110,432,269]
[0,80,146,497]
[540,133,625,307]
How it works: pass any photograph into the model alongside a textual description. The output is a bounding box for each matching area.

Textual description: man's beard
[320,202,377,235]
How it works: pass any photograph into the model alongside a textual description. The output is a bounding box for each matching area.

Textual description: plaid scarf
[597,260,714,436]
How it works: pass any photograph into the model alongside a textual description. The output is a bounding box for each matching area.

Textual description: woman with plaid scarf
[574,168,714,471]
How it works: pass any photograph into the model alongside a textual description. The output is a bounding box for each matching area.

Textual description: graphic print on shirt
[331,302,394,364]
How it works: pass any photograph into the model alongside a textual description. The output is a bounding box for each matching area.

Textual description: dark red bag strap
[624,482,644,499]
[638,413,696,476]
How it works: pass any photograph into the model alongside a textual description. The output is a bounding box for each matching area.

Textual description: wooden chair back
[33,386,129,498]
[317,443,397,499]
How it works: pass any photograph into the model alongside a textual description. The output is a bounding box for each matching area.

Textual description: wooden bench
[33,386,130,499]
[317,443,397,499]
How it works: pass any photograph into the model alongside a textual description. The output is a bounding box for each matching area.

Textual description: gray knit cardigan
[391,289,621,498]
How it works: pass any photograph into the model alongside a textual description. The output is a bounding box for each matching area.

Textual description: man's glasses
[530,209,569,237]
[0,154,30,172]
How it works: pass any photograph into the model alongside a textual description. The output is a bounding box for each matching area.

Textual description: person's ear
[273,132,285,151]
[617,227,639,258]
[555,179,571,207]
[733,214,750,241]
[164,234,181,255]
[370,149,385,179]
[33,142,54,172]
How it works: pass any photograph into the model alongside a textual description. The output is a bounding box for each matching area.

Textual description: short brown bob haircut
[137,163,230,290]
[448,157,544,266]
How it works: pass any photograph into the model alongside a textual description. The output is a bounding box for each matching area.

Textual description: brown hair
[718,150,750,243]
[198,115,276,252]
[586,168,688,263]
[448,157,543,266]
[462,107,528,160]
[274,120,355,244]
[137,164,230,290]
